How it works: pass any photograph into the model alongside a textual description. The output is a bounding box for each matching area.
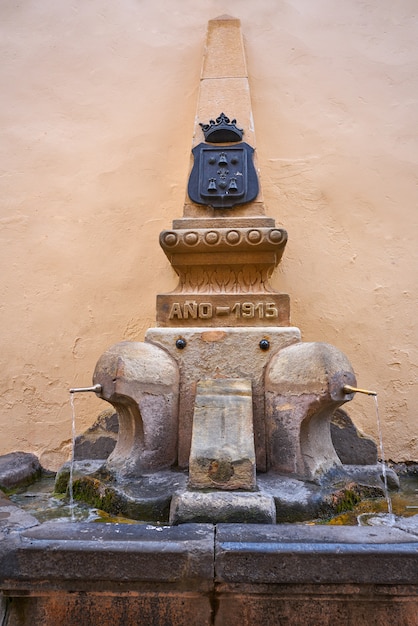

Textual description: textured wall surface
[0,1,416,468]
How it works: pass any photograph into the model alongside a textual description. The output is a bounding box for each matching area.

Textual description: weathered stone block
[331,408,378,465]
[74,409,118,461]
[202,16,246,80]
[170,491,276,525]
[145,326,301,470]
[214,584,418,626]
[2,593,213,626]
[1,593,213,626]
[93,341,179,477]
[215,524,418,585]
[3,522,215,587]
[189,379,255,490]
[0,452,41,490]
[55,463,188,522]
[0,523,215,625]
[265,342,356,481]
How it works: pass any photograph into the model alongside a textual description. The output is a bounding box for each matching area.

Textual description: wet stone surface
[170,491,276,525]
[331,408,378,465]
[0,452,41,491]
[74,409,118,461]
[0,490,39,535]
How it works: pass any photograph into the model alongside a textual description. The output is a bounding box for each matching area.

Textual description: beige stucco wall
[1,0,416,470]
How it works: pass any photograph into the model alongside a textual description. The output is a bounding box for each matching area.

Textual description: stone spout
[265,342,357,482]
[69,384,102,394]
[93,341,179,478]
[342,384,377,396]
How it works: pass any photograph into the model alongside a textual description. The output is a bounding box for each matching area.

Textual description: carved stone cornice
[160,226,287,295]
[160,226,287,258]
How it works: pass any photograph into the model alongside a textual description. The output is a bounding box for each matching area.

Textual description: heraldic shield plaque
[187,113,259,209]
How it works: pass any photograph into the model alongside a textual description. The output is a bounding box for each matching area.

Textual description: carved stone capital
[159,226,287,295]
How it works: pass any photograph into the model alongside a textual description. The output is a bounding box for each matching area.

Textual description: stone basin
[2,469,418,625]
[1,498,418,626]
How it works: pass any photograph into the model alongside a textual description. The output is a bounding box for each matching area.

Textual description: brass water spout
[343,384,377,397]
[69,384,102,394]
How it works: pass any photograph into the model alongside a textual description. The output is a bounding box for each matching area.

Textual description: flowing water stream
[69,392,76,522]
[374,395,393,517]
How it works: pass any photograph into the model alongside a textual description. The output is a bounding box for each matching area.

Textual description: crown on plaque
[199,113,244,143]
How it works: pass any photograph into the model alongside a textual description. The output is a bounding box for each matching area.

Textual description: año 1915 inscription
[157,294,290,327]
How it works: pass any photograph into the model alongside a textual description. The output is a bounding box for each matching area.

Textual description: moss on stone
[71,477,124,515]
[320,482,384,518]
[54,470,70,494]
[68,475,171,522]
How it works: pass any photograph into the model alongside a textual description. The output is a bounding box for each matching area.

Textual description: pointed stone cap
[202,16,247,81]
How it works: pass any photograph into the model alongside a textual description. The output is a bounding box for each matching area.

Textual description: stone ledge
[215,523,418,585]
[1,522,215,591]
[1,521,418,625]
[1,522,417,591]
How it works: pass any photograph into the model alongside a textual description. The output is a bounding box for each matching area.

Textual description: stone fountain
[61,15,397,525]
[1,17,417,626]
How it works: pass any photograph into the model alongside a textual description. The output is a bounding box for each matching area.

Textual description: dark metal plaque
[188,142,259,209]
